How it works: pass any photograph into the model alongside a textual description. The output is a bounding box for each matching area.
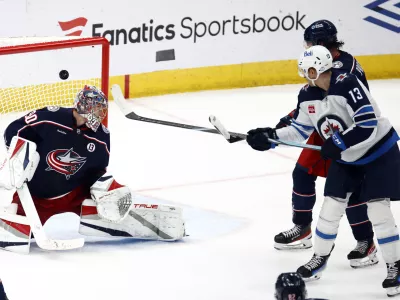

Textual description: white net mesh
[0,36,104,114]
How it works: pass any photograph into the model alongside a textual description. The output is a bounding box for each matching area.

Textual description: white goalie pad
[0,137,39,190]
[80,200,185,241]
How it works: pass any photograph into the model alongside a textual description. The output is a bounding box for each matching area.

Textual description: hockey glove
[275,110,295,129]
[321,132,346,160]
[246,127,278,151]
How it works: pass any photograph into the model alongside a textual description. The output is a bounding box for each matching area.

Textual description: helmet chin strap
[305,72,320,87]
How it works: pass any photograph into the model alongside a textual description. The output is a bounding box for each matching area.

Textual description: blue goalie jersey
[4,107,110,198]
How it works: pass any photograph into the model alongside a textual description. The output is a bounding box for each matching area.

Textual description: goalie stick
[16,183,84,251]
[111,84,320,151]
[209,115,322,151]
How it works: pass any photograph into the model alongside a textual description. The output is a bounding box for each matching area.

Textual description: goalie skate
[274,224,312,250]
[347,239,379,269]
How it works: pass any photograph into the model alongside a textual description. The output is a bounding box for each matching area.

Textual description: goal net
[0,36,109,122]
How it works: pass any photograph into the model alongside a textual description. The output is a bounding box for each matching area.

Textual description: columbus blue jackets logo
[46,148,86,179]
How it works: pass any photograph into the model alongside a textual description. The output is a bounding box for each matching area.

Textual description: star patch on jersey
[45,148,86,179]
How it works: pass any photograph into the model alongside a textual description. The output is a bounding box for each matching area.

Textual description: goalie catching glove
[90,172,133,223]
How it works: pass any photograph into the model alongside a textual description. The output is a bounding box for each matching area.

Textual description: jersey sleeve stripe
[292,120,315,130]
[290,124,310,139]
[356,120,378,127]
[353,105,374,117]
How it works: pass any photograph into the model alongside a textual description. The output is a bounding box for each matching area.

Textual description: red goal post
[0,36,110,126]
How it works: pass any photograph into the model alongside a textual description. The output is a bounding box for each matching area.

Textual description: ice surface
[0,79,399,300]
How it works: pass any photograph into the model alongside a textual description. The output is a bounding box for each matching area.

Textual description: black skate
[297,245,335,281]
[383,261,400,297]
[347,239,379,269]
[274,224,312,250]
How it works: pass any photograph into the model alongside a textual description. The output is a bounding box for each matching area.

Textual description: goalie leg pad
[80,200,185,241]
[0,204,31,254]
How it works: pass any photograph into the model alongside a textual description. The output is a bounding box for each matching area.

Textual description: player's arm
[333,77,376,147]
[321,77,377,159]
[3,110,42,148]
[246,88,314,151]
[275,100,315,142]
[275,109,296,128]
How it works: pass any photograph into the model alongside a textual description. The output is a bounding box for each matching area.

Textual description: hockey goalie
[0,85,185,253]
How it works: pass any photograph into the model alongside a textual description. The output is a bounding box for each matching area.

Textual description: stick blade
[37,238,85,251]
[209,115,231,140]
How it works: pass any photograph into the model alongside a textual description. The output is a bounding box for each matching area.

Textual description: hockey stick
[111,84,320,150]
[209,115,322,151]
[16,183,85,251]
[111,84,244,142]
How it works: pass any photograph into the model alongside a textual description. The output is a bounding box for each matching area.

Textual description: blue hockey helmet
[74,85,108,132]
[275,272,307,300]
[304,20,342,49]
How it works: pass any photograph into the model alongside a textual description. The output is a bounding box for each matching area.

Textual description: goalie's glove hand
[246,127,278,151]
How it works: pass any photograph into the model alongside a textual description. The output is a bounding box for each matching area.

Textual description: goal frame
[0,37,110,126]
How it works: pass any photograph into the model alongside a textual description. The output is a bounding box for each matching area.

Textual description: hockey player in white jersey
[246,46,400,296]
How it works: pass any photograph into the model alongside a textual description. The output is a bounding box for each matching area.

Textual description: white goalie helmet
[298,45,333,85]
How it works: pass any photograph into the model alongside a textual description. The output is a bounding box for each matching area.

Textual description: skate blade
[350,253,379,269]
[302,273,322,282]
[386,286,400,297]
[274,238,312,251]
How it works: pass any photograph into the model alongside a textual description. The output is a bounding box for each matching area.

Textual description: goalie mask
[74,85,108,132]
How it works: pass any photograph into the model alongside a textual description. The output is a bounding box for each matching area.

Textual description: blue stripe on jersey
[316,228,337,240]
[378,235,400,245]
[354,113,376,123]
[356,120,378,127]
[292,120,315,130]
[353,105,374,117]
[340,131,400,165]
[291,124,309,139]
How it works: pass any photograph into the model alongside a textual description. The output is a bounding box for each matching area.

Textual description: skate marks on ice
[35,193,247,252]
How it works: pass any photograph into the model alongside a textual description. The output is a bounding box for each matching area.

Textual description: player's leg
[363,145,400,296]
[297,161,361,281]
[274,132,325,250]
[345,188,378,268]
[274,165,316,250]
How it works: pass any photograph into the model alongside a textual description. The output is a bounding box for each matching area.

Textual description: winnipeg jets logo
[317,115,347,141]
[46,148,86,179]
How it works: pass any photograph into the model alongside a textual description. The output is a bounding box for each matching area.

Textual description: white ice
[0,79,399,300]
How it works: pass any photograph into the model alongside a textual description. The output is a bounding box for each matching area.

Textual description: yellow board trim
[124,53,400,99]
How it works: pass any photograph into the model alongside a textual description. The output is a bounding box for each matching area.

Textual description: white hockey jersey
[276,70,399,164]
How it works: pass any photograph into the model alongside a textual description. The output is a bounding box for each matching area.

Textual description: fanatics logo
[58,17,88,36]
[308,105,315,114]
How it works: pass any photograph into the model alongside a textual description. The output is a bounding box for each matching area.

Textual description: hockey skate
[383,261,400,297]
[274,224,312,250]
[347,239,379,268]
[296,245,335,281]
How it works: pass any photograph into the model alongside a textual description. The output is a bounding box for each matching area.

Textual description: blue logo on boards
[364,0,400,33]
